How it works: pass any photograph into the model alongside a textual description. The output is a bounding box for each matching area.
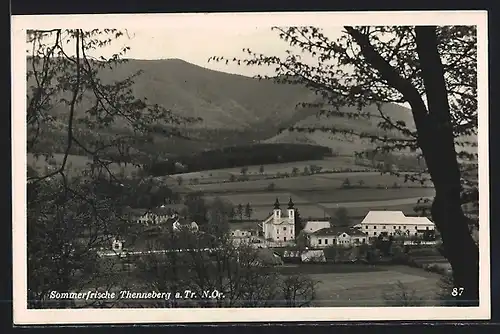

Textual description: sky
[21,11,485,78]
[111,27,344,77]
[28,26,344,78]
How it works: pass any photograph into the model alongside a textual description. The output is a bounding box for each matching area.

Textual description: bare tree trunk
[415,26,479,306]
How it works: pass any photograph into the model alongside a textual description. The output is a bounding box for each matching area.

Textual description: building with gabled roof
[353,210,435,238]
[124,204,189,227]
[302,220,331,234]
[308,226,368,248]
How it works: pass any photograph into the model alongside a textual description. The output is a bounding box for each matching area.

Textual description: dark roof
[175,217,198,226]
[274,197,280,210]
[228,222,260,231]
[256,248,283,265]
[312,227,367,237]
[123,207,148,216]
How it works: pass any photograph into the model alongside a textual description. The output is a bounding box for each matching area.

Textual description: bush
[382,281,425,306]
[423,263,451,276]
[266,182,276,192]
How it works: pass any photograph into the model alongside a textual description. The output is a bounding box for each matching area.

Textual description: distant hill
[27,57,477,157]
[265,103,417,155]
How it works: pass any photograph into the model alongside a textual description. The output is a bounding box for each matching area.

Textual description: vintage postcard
[12,11,490,324]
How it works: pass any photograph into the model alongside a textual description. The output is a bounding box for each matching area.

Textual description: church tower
[287,197,295,223]
[273,197,281,222]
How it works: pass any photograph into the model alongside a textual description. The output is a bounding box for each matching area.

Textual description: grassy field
[304,265,443,307]
[204,192,310,206]
[316,172,434,188]
[211,191,433,220]
[295,188,435,204]
[201,180,433,221]
[322,203,420,219]
[186,175,349,193]
[28,153,435,223]
[170,156,368,179]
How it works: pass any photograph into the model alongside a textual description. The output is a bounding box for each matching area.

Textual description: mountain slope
[264,103,418,155]
[94,58,318,129]
[28,58,477,157]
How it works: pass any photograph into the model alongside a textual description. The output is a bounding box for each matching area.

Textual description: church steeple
[288,197,294,209]
[274,197,280,210]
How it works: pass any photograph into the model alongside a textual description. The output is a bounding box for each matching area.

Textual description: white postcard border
[12,11,490,324]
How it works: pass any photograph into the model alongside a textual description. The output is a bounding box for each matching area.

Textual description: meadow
[27,152,435,222]
[190,165,435,221]
[292,188,434,204]
[204,192,311,206]
[170,156,367,180]
[304,265,443,307]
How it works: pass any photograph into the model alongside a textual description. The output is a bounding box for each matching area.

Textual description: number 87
[451,287,464,296]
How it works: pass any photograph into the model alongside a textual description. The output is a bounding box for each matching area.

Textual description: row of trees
[354,150,428,173]
[145,143,331,176]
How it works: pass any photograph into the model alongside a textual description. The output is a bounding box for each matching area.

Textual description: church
[260,198,296,243]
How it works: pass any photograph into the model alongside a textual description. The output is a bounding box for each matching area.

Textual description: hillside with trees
[28,56,476,160]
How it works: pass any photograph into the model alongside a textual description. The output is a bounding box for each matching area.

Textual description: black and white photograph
[12,11,489,324]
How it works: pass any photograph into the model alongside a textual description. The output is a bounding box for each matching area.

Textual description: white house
[111,238,124,253]
[128,206,173,226]
[302,220,331,234]
[308,227,368,248]
[229,223,260,246]
[172,217,199,233]
[354,211,435,238]
[261,198,295,243]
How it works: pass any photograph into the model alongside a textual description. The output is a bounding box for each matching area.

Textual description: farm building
[353,211,435,238]
[302,220,331,234]
[308,227,368,248]
[124,204,190,227]
[228,222,260,246]
[260,198,296,243]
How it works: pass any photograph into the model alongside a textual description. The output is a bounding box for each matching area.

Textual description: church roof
[274,197,280,210]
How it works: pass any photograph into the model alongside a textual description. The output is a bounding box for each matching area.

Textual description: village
[22,21,482,313]
[103,196,438,265]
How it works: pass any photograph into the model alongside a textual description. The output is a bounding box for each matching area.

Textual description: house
[354,211,435,238]
[260,198,296,243]
[126,204,189,226]
[302,220,331,234]
[126,207,170,226]
[111,238,124,253]
[228,222,259,246]
[172,216,199,233]
[254,248,283,266]
[308,227,368,248]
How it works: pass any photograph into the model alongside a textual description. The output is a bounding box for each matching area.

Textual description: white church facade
[261,198,296,243]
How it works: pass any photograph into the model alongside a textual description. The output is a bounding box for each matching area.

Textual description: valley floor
[283,264,444,307]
